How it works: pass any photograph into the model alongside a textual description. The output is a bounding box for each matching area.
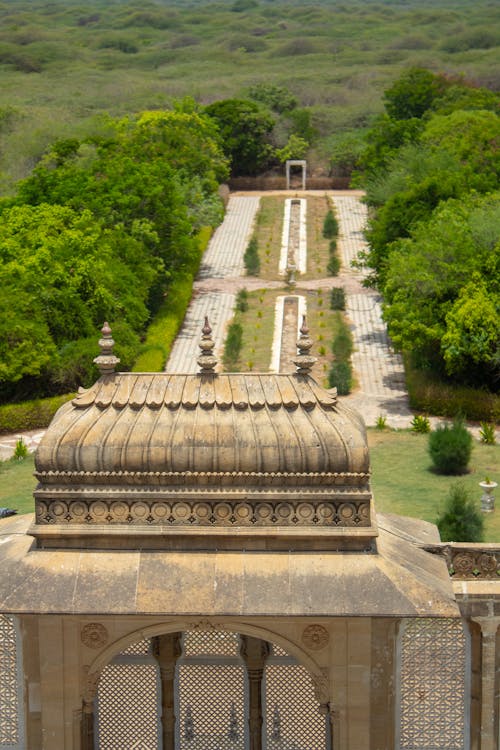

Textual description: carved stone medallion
[81,623,109,649]
[302,624,329,650]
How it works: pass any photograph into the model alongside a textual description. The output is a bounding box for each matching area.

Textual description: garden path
[2,190,482,460]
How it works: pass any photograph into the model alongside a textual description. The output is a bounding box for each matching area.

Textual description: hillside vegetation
[0,0,499,190]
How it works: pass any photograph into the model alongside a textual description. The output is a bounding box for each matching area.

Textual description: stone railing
[424,543,500,579]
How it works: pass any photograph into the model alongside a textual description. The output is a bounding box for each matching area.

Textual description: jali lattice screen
[177,630,246,750]
[0,614,23,749]
[264,661,327,750]
[397,618,468,750]
[96,643,160,750]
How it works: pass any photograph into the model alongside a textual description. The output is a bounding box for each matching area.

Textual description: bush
[236,288,249,313]
[327,255,340,276]
[323,209,338,239]
[428,418,472,475]
[479,422,496,445]
[328,361,352,395]
[223,322,243,370]
[0,393,75,434]
[436,482,484,542]
[330,287,346,310]
[13,438,28,460]
[332,326,353,362]
[411,414,430,433]
[244,236,260,276]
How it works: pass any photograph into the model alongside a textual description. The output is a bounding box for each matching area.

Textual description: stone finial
[197,316,218,373]
[93,322,120,375]
[293,315,316,375]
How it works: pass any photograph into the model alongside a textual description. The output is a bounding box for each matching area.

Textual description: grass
[0,454,36,516]
[229,287,341,382]
[305,195,332,279]
[254,196,285,282]
[368,429,500,543]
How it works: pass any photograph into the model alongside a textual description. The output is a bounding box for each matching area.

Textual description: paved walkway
[331,195,412,428]
[166,196,260,372]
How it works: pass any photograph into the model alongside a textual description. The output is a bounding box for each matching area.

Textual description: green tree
[204,99,275,176]
[383,67,449,120]
[436,482,484,542]
[442,276,499,384]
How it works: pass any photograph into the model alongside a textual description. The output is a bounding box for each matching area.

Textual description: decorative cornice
[34,470,370,486]
[35,497,371,527]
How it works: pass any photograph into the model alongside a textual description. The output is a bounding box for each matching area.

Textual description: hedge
[0,393,75,434]
[132,226,212,372]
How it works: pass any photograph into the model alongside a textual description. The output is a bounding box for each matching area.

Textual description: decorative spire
[93,321,120,376]
[293,315,316,375]
[197,316,218,373]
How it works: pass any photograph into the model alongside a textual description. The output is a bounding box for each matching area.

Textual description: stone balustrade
[424,543,500,579]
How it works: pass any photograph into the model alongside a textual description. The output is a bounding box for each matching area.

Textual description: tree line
[356,68,499,395]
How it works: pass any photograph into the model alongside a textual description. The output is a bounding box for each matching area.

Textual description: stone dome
[35,371,369,477]
[32,323,375,551]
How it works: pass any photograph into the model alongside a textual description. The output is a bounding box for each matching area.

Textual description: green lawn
[368,429,500,543]
[0,454,36,516]
[2,431,498,542]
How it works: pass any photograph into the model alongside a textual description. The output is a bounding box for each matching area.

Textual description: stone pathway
[166,196,260,372]
[331,195,412,428]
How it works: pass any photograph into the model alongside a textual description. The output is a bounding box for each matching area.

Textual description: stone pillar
[157,633,182,750]
[370,618,398,750]
[81,700,94,750]
[240,636,270,750]
[471,617,500,750]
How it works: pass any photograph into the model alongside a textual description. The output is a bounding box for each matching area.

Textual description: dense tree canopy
[204,98,275,176]
[0,109,227,399]
[358,69,500,390]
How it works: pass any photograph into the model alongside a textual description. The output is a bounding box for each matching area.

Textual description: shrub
[411,414,430,433]
[223,322,243,370]
[375,415,387,430]
[330,288,346,310]
[323,209,338,239]
[332,326,353,362]
[328,361,352,395]
[13,438,28,460]
[236,288,249,313]
[329,238,337,253]
[436,482,484,542]
[327,255,340,276]
[244,236,260,276]
[428,418,472,475]
[479,422,496,445]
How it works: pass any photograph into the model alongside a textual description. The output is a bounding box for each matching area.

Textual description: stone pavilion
[0,321,498,749]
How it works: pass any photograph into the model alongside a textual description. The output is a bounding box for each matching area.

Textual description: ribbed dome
[36,372,369,476]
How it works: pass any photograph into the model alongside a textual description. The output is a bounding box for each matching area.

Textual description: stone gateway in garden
[0,323,498,749]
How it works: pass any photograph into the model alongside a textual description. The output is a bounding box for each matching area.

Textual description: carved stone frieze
[81,623,109,649]
[302,624,330,650]
[36,497,371,527]
[425,544,500,579]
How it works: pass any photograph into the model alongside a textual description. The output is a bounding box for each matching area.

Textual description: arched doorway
[94,629,329,749]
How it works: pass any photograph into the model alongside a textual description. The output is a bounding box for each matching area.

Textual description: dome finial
[93,321,120,376]
[293,315,316,375]
[197,316,218,373]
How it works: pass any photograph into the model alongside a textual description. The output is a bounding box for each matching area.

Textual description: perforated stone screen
[177,663,246,749]
[97,661,160,749]
[183,629,240,657]
[0,615,23,749]
[264,663,327,750]
[397,618,468,750]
